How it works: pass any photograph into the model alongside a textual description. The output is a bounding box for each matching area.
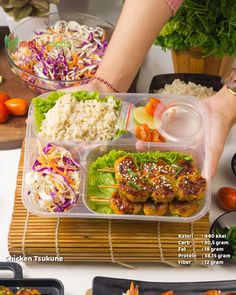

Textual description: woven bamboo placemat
[8,146,211,266]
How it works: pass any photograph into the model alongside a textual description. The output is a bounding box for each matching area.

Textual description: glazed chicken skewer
[92,155,207,217]
[90,190,168,216]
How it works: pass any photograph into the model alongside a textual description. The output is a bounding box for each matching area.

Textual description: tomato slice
[135,124,152,141]
[145,98,162,116]
[151,129,165,142]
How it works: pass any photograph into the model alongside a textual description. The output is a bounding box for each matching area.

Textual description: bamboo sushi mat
[8,145,211,266]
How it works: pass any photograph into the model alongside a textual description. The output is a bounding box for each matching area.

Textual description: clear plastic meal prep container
[22,93,211,222]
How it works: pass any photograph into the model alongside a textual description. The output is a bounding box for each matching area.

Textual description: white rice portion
[155,79,216,99]
[39,93,119,141]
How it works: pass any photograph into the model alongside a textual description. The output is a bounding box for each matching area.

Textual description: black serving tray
[149,73,222,93]
[92,276,236,295]
[0,262,64,295]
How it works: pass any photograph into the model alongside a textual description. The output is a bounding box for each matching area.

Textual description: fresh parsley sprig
[155,0,236,58]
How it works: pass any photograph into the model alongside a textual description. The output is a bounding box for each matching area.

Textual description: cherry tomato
[217,187,236,211]
[0,91,10,103]
[0,102,9,123]
[151,129,165,142]
[145,98,162,116]
[5,98,28,116]
[135,124,152,141]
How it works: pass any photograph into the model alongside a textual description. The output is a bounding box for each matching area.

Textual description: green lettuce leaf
[32,91,65,132]
[72,90,100,101]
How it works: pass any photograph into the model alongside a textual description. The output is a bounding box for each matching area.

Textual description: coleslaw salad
[26,142,81,212]
[10,20,108,82]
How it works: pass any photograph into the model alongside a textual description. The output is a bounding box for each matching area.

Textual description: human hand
[202,89,235,178]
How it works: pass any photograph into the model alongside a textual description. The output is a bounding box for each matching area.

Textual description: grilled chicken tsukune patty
[110,189,142,214]
[141,160,176,178]
[175,159,199,178]
[119,179,152,202]
[150,175,176,203]
[114,156,139,182]
[175,174,206,202]
[169,200,199,217]
[143,201,168,216]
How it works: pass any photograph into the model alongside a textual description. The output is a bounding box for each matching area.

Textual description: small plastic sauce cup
[154,101,203,143]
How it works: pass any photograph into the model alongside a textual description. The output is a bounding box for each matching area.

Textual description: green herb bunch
[155,0,236,57]
[0,0,60,21]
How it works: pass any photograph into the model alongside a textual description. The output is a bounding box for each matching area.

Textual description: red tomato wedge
[136,124,165,142]
[151,129,165,142]
[145,97,162,116]
[135,124,152,142]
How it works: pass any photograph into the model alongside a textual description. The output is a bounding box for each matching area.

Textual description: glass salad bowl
[5,12,114,94]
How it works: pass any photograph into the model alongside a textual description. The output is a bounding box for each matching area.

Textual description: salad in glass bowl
[5,12,114,94]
